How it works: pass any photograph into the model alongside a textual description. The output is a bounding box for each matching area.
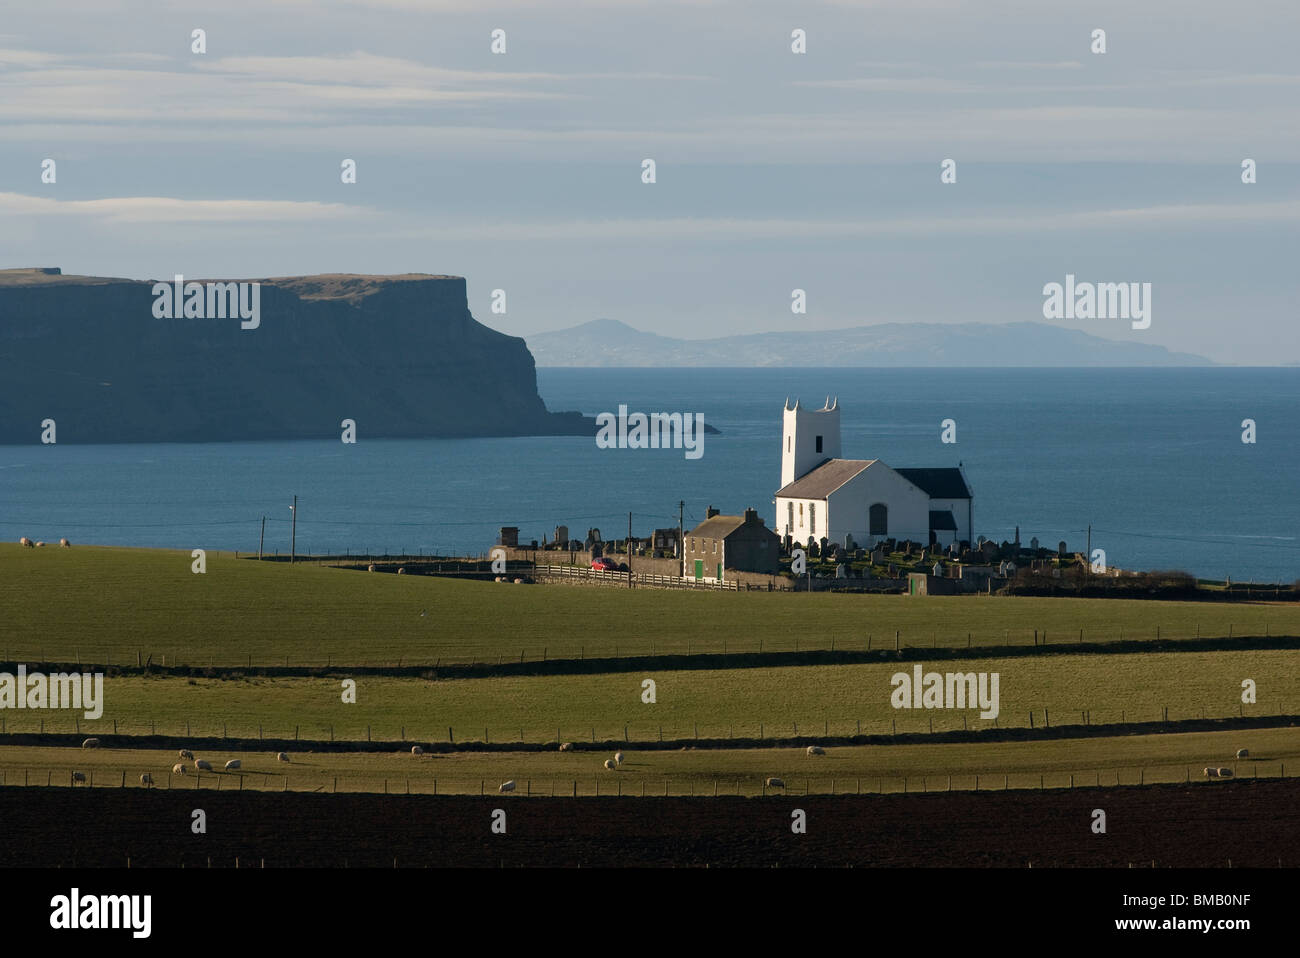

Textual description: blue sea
[1,368,1297,582]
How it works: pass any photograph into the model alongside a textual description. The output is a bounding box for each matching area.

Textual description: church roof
[775,459,876,499]
[897,468,972,499]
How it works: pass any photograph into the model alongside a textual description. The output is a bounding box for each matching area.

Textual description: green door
[716,563,722,581]
[694,560,703,580]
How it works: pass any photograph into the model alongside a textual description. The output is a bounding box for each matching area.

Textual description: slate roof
[774,459,876,499]
[896,468,972,499]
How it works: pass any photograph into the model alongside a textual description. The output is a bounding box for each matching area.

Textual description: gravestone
[835,563,847,579]
[1030,536,1039,551]
[1058,540,1068,557]
[555,525,569,547]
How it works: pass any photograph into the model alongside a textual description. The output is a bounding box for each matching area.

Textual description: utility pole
[678,500,685,578]
[628,511,633,588]
[290,495,297,564]
[1086,524,1091,580]
[259,516,265,560]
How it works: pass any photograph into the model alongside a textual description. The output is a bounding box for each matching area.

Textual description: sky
[1,0,1297,364]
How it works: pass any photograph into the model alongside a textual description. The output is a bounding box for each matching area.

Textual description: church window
[810,502,816,534]
[815,435,823,453]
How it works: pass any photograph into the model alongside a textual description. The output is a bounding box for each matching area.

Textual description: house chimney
[706,505,720,518]
[743,508,758,524]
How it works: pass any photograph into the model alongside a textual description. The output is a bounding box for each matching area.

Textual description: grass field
[3,650,1296,742]
[2,544,1297,668]
[2,727,1293,796]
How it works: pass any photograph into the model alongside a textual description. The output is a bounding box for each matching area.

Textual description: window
[787,436,791,452]
[690,538,695,552]
[786,501,793,532]
[815,435,823,453]
[713,540,717,553]
[809,502,816,534]
[869,503,888,536]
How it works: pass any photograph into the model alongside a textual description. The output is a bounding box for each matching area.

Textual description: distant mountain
[527,319,1215,367]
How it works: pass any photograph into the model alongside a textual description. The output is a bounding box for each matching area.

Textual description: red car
[591,556,620,571]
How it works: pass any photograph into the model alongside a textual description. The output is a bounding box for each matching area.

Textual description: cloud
[0,192,365,224]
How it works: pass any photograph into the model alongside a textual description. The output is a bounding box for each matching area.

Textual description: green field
[2,727,1293,796]
[2,544,1297,668]
[4,650,1296,742]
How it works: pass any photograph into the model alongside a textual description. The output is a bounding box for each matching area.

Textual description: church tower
[780,397,841,488]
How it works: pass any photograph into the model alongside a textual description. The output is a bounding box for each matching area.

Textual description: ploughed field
[2,778,1297,867]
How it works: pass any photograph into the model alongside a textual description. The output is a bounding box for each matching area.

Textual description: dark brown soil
[3,778,1296,868]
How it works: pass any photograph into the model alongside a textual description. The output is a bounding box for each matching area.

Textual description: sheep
[71,771,86,784]
[224,759,241,771]
[194,759,212,772]
[513,578,524,584]
[614,751,624,766]
[18,537,33,548]
[81,737,100,749]
[59,538,70,547]
[499,780,516,793]
[411,746,425,756]
[806,745,826,756]
[1236,748,1249,759]
[765,777,785,789]
[558,742,575,752]
[397,567,405,575]
[277,752,290,763]
[139,773,154,787]
[603,759,617,771]
[1218,767,1234,778]
[178,749,194,760]
[367,563,376,572]
[1204,767,1219,778]
[172,763,187,775]
[34,541,45,547]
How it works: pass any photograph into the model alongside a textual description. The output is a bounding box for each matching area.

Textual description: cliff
[0,268,592,443]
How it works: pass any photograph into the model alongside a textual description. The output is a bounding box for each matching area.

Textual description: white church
[774,398,973,550]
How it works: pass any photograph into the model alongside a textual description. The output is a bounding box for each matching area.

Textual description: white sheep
[614,751,624,766]
[178,749,194,760]
[194,759,212,772]
[806,745,826,756]
[397,567,405,575]
[603,759,617,771]
[367,564,376,572]
[59,538,70,547]
[765,777,785,788]
[499,780,516,793]
[224,759,241,771]
[1218,767,1234,778]
[172,763,187,775]
[34,541,45,547]
[19,537,33,548]
[1204,767,1219,778]
[71,771,86,784]
[81,737,100,749]
[1236,748,1249,759]
[558,742,575,752]
[140,773,154,787]
[277,752,290,763]
[411,746,426,756]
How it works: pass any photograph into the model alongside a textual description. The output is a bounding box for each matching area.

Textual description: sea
[1,367,1297,582]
